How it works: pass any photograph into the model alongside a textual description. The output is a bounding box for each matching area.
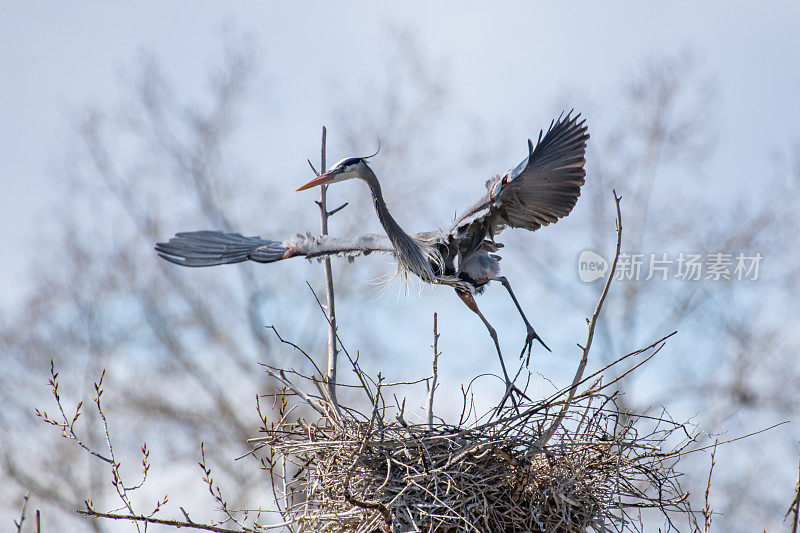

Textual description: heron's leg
[495,276,551,366]
[455,290,530,412]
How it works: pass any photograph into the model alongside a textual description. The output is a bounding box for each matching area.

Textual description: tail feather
[155,231,288,267]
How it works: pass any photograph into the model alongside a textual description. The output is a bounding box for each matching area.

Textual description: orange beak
[296,169,338,191]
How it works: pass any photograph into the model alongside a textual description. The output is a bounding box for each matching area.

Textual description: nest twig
[255,346,697,532]
[252,190,700,532]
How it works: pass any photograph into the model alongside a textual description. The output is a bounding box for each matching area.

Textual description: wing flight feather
[450,112,589,244]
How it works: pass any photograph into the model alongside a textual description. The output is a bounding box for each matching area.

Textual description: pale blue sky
[2,4,799,530]
[2,2,798,311]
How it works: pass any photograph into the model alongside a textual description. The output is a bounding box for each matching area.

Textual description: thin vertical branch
[426,313,440,430]
[702,440,718,533]
[13,492,29,533]
[316,126,341,418]
[787,439,800,533]
[537,189,622,448]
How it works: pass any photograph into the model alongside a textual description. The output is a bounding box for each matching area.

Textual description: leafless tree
[3,31,798,532]
[0,32,452,531]
[508,51,800,531]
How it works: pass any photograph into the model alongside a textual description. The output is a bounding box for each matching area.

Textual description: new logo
[578,250,608,282]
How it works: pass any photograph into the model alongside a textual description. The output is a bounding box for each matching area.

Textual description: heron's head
[296,157,371,191]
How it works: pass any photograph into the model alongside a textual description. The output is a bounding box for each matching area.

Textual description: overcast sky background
[1,3,799,530]
[2,1,799,312]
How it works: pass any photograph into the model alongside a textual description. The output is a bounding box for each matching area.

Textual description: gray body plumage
[156,113,589,296]
[156,112,589,410]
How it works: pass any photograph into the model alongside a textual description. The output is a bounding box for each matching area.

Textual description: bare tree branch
[314,125,343,419]
[786,439,800,533]
[425,313,440,430]
[538,189,623,447]
[13,492,29,533]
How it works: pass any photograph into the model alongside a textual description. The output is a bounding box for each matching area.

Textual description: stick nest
[257,365,696,532]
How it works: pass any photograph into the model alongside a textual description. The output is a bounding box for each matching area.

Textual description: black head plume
[362,139,381,160]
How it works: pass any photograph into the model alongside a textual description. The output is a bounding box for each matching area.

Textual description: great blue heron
[156,112,589,408]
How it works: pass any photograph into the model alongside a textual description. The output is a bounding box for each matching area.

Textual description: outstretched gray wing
[156,231,395,267]
[451,112,589,243]
[156,231,287,266]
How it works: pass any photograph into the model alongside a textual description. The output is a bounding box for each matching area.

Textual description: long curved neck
[360,167,411,244]
[360,166,434,281]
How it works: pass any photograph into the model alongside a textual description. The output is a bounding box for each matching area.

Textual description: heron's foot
[497,379,531,414]
[519,326,551,366]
